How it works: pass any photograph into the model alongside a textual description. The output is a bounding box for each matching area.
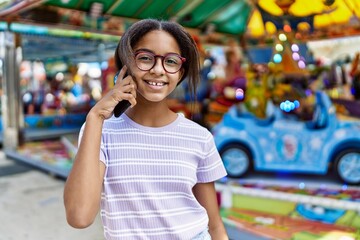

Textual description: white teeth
[148,81,165,86]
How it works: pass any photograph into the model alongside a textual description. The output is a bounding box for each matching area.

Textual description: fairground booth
[0,1,360,239]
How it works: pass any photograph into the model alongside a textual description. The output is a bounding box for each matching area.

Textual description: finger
[115,66,128,86]
[122,84,135,94]
[119,74,135,88]
[121,84,136,106]
[129,85,137,98]
[121,76,132,86]
[121,92,137,107]
[118,65,128,79]
[130,78,137,90]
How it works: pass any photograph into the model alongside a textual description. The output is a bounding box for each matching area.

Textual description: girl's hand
[90,66,137,120]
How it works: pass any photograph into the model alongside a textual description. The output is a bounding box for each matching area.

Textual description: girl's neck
[125,100,178,127]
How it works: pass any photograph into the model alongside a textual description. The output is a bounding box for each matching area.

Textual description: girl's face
[130,30,184,103]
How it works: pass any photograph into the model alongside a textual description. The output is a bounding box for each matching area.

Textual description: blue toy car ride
[212,91,360,185]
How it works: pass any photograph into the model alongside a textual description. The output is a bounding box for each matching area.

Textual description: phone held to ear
[113,71,131,117]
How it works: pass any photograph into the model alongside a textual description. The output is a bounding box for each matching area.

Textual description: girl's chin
[140,94,168,103]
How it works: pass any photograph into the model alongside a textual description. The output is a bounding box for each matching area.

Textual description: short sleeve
[78,122,107,166]
[197,132,227,183]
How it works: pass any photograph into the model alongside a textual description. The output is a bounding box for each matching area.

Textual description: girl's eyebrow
[134,48,181,55]
[134,48,153,53]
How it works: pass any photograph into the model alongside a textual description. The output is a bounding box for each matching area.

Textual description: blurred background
[0,0,359,239]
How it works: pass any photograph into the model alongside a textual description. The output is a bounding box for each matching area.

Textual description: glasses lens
[135,52,155,71]
[163,54,183,73]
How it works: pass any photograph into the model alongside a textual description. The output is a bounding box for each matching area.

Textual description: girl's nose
[151,58,165,75]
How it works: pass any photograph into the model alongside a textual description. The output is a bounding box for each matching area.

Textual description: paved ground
[0,151,104,240]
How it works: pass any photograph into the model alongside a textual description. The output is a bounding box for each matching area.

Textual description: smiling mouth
[145,80,167,86]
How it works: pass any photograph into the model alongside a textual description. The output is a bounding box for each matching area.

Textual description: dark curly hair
[114,19,200,102]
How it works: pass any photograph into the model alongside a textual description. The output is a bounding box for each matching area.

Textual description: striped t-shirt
[80,113,227,239]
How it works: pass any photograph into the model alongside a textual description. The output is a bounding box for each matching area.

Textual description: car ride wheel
[334,148,360,185]
[220,144,251,178]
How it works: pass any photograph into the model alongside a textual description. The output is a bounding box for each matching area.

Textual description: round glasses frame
[134,51,186,74]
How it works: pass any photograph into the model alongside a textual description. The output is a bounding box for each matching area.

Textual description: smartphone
[113,71,131,117]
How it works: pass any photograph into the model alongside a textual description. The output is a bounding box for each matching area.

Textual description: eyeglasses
[134,51,186,74]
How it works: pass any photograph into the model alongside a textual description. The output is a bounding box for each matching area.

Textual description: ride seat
[306,103,328,129]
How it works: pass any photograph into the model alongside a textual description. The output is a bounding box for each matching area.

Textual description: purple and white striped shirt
[80,113,227,239]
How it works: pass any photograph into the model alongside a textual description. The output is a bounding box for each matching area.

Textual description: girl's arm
[63,112,106,228]
[193,182,229,240]
[63,66,136,228]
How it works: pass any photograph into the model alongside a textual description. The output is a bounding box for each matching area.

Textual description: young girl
[64,19,228,240]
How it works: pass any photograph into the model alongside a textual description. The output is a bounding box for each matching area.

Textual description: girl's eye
[137,54,153,61]
[165,56,180,65]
